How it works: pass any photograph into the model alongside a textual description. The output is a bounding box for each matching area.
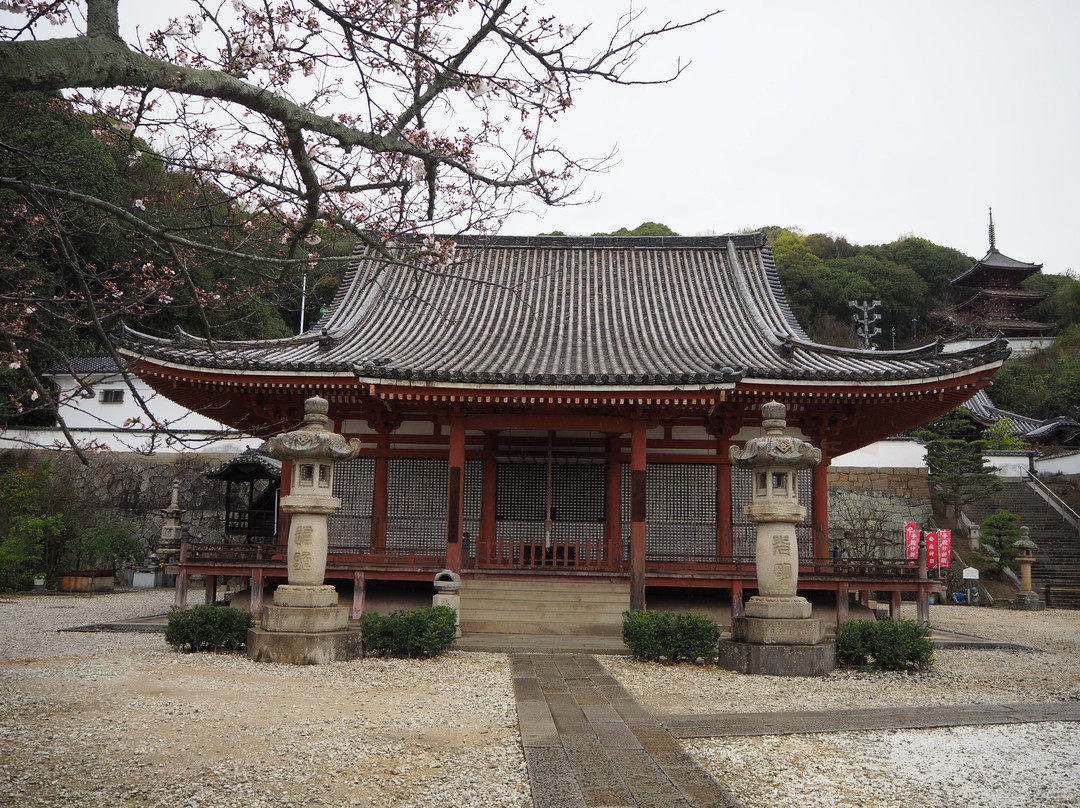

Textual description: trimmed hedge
[165,605,254,653]
[360,606,457,658]
[835,618,934,671]
[622,609,721,664]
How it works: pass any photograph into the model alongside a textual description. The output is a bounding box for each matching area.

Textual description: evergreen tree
[971,509,1022,578]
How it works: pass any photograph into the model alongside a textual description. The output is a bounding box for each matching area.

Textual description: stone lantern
[719,400,835,676]
[1011,526,1045,611]
[247,395,363,663]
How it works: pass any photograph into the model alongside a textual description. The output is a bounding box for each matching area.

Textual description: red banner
[925,531,938,569]
[938,529,952,568]
[904,522,920,563]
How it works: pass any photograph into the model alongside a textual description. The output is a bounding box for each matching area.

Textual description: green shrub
[835,618,934,672]
[165,605,254,653]
[360,606,457,658]
[621,609,722,664]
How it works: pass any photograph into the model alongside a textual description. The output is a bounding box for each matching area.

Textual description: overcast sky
[507,0,1080,274]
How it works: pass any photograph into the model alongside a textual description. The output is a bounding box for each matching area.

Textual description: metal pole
[299,272,307,334]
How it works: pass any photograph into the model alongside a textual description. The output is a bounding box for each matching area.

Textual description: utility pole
[849,299,882,350]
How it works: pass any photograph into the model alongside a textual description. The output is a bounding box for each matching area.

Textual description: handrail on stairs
[1023,470,1080,533]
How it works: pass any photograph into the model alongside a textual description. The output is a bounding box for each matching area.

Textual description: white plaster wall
[984,451,1037,478]
[832,439,926,469]
[1034,451,1080,476]
[3,370,258,454]
[51,371,233,431]
[942,336,1055,357]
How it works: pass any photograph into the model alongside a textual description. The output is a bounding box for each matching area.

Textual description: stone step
[459,580,629,636]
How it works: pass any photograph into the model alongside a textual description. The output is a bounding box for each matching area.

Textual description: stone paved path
[661,700,1080,738]
[511,653,1080,808]
[510,653,742,808]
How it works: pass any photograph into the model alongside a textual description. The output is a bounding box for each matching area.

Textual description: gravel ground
[604,604,1080,808]
[2,593,1079,808]
[0,590,528,808]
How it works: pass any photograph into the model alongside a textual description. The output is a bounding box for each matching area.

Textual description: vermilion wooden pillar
[811,458,829,561]
[604,436,622,565]
[629,419,647,611]
[446,413,466,572]
[716,438,733,559]
[371,430,390,552]
[250,567,264,618]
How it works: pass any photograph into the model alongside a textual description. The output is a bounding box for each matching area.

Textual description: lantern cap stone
[260,395,361,463]
[729,400,822,470]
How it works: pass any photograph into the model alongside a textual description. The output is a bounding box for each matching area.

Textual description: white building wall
[832,439,926,469]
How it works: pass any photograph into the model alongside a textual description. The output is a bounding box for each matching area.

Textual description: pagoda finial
[988,207,996,251]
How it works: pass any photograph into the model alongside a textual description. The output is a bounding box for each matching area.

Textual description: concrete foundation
[719,638,836,677]
[247,626,362,665]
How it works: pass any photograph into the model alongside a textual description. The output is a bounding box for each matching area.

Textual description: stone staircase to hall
[458,579,630,637]
[963,480,1080,608]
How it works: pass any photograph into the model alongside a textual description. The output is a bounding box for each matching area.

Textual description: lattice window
[329,457,374,550]
[495,462,605,561]
[387,458,447,553]
[620,463,717,561]
[463,460,481,559]
[375,458,482,556]
[731,467,813,561]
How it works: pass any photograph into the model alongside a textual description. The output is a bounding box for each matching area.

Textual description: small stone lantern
[1011,526,1045,611]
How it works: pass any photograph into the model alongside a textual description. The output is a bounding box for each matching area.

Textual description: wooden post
[629,419,647,611]
[730,580,744,619]
[204,574,217,605]
[811,461,829,562]
[446,413,466,572]
[250,568,264,618]
[916,534,930,625]
[371,431,390,552]
[716,439,732,560]
[175,569,188,609]
[836,582,850,626]
[352,571,366,621]
[890,590,902,619]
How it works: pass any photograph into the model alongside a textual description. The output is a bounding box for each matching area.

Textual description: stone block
[718,639,836,677]
[247,626,362,664]
[260,604,350,633]
[1011,591,1046,611]
[273,584,339,608]
[744,596,812,619]
[731,616,825,645]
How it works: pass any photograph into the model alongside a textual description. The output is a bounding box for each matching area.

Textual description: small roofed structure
[204,449,281,543]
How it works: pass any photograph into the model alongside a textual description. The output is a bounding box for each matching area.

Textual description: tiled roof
[951,247,1043,287]
[962,389,1079,441]
[204,448,281,481]
[44,353,124,375]
[118,235,1009,387]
